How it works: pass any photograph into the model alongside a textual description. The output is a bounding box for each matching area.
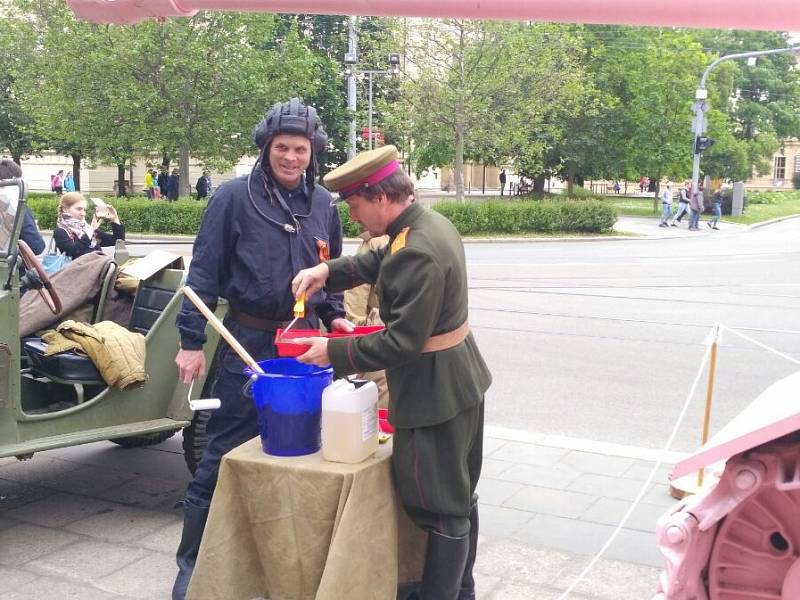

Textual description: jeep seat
[24,339,103,383]
[22,275,178,397]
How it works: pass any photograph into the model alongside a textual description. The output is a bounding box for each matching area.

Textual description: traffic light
[695,137,715,154]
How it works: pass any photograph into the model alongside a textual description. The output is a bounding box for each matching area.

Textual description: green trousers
[391,401,484,537]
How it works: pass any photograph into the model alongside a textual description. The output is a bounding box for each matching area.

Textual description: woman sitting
[53,192,125,259]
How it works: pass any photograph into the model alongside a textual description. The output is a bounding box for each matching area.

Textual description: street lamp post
[691,45,800,200]
[361,54,401,150]
[344,55,401,153]
[344,17,358,160]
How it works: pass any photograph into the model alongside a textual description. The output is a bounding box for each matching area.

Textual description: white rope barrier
[556,322,799,598]
[720,324,800,366]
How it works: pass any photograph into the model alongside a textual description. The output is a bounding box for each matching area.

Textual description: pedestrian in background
[144,169,155,199]
[707,189,722,230]
[166,168,180,201]
[672,182,690,226]
[64,171,76,193]
[688,187,704,230]
[195,171,211,200]
[52,170,64,195]
[499,169,507,196]
[159,168,169,199]
[659,183,673,228]
[151,169,161,199]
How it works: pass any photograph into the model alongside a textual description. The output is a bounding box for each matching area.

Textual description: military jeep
[0,178,221,473]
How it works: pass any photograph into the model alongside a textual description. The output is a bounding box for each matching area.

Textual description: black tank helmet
[253,98,328,192]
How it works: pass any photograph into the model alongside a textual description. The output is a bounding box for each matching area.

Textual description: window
[774,156,786,180]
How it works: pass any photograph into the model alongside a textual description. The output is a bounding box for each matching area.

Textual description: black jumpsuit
[176,170,345,508]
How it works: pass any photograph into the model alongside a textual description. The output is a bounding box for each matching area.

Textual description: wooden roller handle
[181,286,265,375]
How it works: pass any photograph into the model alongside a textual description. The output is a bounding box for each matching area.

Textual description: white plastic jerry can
[321,378,379,464]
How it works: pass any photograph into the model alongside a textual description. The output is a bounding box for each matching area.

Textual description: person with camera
[53,192,125,259]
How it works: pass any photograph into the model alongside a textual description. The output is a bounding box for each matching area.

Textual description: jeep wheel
[109,429,179,448]
[182,409,211,474]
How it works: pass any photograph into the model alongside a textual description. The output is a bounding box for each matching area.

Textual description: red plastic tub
[274,328,321,357]
[325,325,385,339]
[378,407,394,434]
[274,325,386,357]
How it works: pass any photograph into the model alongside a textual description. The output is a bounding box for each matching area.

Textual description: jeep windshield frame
[0,178,26,259]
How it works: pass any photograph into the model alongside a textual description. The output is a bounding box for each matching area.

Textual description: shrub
[433,200,616,234]
[27,195,617,236]
[337,202,362,237]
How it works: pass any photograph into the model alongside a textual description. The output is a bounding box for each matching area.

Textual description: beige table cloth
[187,438,426,600]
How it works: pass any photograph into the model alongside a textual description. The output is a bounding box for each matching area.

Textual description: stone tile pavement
[0,426,685,599]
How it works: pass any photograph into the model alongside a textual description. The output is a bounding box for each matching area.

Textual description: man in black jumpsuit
[171,98,349,600]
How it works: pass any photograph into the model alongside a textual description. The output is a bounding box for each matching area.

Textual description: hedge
[433,200,617,234]
[27,195,616,236]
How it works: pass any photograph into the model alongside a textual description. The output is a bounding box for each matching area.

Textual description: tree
[15,1,323,196]
[0,14,41,163]
[405,20,518,201]
[491,23,591,193]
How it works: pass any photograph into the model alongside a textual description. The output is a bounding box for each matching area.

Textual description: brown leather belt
[229,308,290,332]
[422,321,470,353]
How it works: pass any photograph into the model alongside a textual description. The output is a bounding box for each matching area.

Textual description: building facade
[746,139,800,191]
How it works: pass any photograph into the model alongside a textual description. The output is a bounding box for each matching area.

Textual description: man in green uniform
[292,145,491,600]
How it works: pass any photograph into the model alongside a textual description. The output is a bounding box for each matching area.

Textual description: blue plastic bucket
[245,358,333,456]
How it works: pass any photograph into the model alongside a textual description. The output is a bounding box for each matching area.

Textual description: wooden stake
[181,286,264,375]
[697,326,720,487]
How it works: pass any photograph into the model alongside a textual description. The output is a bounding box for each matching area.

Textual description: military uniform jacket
[326,203,491,428]
[177,170,344,352]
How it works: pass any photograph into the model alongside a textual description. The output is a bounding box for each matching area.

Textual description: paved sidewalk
[0,427,681,599]
[612,215,747,238]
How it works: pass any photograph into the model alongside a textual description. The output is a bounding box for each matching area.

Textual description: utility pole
[346,17,358,160]
[691,45,800,198]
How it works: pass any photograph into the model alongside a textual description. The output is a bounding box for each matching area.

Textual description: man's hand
[176,349,206,385]
[330,317,355,333]
[294,337,330,367]
[292,263,330,301]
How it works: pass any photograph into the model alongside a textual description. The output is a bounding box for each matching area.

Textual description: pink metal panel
[67,0,800,30]
[671,371,800,480]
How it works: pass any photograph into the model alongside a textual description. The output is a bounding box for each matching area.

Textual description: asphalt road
[124,218,800,454]
[468,219,800,452]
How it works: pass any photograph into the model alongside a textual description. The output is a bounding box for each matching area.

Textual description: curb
[746,213,800,230]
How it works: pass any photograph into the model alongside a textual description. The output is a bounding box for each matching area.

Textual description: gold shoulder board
[391,227,410,254]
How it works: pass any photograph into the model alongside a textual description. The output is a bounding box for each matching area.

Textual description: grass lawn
[724,191,800,224]
[603,195,661,217]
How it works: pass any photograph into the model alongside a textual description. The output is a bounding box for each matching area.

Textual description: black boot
[172,500,209,600]
[417,530,470,600]
[458,505,479,600]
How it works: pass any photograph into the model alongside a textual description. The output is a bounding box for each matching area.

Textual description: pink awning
[67,0,798,31]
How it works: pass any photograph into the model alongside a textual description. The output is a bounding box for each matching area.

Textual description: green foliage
[337,202,362,237]
[433,200,617,234]
[747,190,800,205]
[30,197,614,236]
